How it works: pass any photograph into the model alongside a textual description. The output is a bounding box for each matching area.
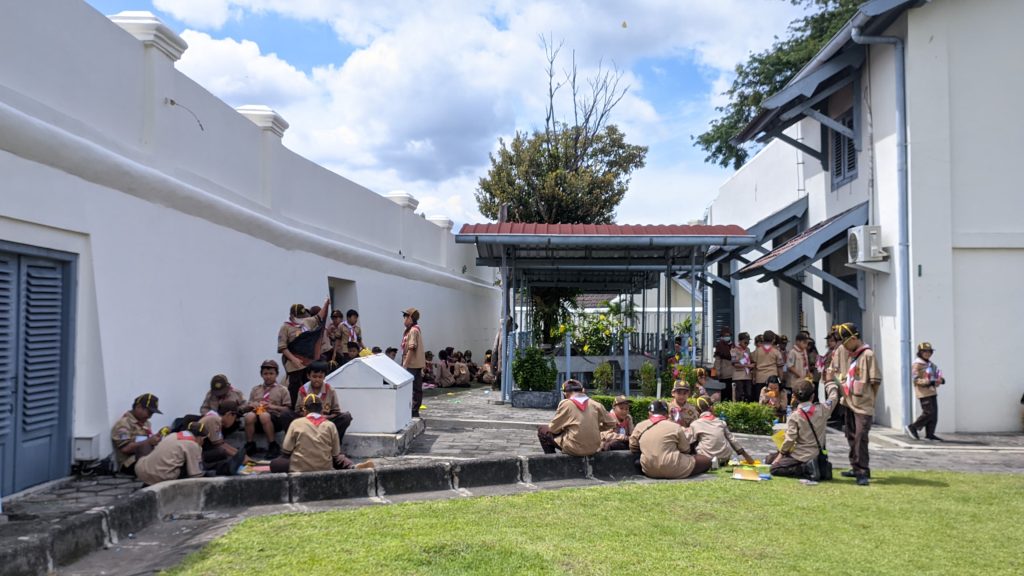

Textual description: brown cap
[260,359,280,371]
[133,393,162,414]
[613,395,630,406]
[672,381,691,393]
[402,308,420,322]
[918,342,934,352]
[290,303,308,317]
[210,374,231,396]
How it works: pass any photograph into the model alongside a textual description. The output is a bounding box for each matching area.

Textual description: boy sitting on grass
[688,396,754,467]
[765,378,839,479]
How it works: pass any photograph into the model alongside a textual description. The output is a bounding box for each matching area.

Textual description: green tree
[693,0,861,169]
[475,38,648,224]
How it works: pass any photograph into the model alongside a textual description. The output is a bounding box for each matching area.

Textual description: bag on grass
[800,410,832,481]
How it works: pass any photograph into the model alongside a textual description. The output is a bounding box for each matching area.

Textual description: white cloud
[162,0,802,225]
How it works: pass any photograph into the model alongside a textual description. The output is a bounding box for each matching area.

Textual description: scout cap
[613,395,630,407]
[260,359,280,372]
[836,322,860,343]
[402,307,420,322]
[290,303,308,317]
[793,379,815,402]
[210,374,231,397]
[918,342,934,352]
[133,393,163,414]
[303,393,323,411]
[186,421,210,438]
[562,379,584,393]
[672,380,690,393]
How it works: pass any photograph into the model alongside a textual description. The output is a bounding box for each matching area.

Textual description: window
[830,110,857,189]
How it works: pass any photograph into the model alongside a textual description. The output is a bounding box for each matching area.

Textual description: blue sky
[84,0,803,226]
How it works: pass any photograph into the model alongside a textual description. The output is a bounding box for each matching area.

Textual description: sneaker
[840,469,857,478]
[856,476,870,486]
[904,425,919,440]
[266,441,281,459]
[244,441,258,457]
[926,435,944,442]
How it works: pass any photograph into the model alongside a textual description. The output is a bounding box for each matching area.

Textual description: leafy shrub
[511,347,558,392]
[639,361,657,397]
[591,395,773,435]
[592,361,613,394]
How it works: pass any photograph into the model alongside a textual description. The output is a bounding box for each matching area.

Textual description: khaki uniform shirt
[199,387,246,415]
[134,433,203,485]
[752,345,784,384]
[278,317,322,373]
[629,417,696,479]
[731,346,752,381]
[244,383,292,413]
[601,413,635,443]
[339,322,363,348]
[785,348,809,388]
[437,361,454,387]
[713,341,735,380]
[402,326,425,369]
[840,346,881,415]
[547,396,616,457]
[294,383,342,415]
[689,414,743,461]
[453,362,470,386]
[110,411,153,468]
[781,383,839,462]
[282,415,340,473]
[825,345,849,386]
[197,411,225,446]
[667,400,699,427]
[912,358,939,399]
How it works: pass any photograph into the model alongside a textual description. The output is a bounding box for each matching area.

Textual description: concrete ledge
[146,478,206,516]
[590,451,641,481]
[423,418,543,431]
[345,418,426,457]
[201,474,290,509]
[106,490,159,539]
[0,535,49,576]
[523,454,588,483]
[452,456,521,488]
[290,469,375,502]
[376,462,452,496]
[50,511,106,566]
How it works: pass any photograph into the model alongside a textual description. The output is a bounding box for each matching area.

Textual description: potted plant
[511,347,559,408]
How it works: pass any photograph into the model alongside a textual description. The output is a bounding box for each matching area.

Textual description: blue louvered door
[0,249,73,494]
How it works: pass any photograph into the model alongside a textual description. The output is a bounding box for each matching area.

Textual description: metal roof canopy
[457,222,755,294]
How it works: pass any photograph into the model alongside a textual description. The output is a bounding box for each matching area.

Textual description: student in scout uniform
[278,299,330,406]
[326,309,345,358]
[835,322,880,486]
[464,350,478,380]
[600,395,634,452]
[435,349,455,387]
[422,351,437,385]
[270,394,373,473]
[134,422,207,486]
[401,308,425,418]
[452,353,471,387]
[667,381,699,427]
[294,360,353,446]
[629,401,712,479]
[537,379,617,456]
[712,328,734,399]
[199,374,246,435]
[196,399,246,476]
[765,378,839,478]
[689,396,753,465]
[241,359,293,458]
[111,393,164,475]
[340,309,365,351]
[751,330,784,400]
[732,332,753,402]
[759,375,789,422]
[905,342,945,441]
[786,333,811,394]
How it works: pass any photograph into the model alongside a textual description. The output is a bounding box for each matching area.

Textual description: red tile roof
[458,223,748,236]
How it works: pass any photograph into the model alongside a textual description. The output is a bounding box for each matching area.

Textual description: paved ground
[2,384,1022,574]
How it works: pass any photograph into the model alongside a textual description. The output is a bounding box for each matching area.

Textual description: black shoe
[926,435,944,442]
[904,425,919,440]
[244,441,258,457]
[856,476,870,486]
[840,470,857,478]
[266,441,281,459]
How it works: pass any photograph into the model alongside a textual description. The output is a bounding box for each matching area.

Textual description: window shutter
[0,254,15,440]
[19,259,63,434]
[844,116,857,174]
[831,128,843,180]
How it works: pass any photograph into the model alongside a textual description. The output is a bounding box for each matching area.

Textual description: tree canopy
[475,39,647,225]
[693,0,861,170]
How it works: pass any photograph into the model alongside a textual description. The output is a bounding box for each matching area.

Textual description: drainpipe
[851,26,912,428]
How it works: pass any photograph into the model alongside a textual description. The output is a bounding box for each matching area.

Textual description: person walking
[401,308,425,418]
[905,342,945,441]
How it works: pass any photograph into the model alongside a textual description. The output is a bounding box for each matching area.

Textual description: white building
[704,0,1024,433]
[0,1,499,494]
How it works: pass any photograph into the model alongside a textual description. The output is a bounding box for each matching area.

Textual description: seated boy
[134,422,207,486]
[294,360,353,446]
[688,397,754,465]
[629,401,712,479]
[667,382,699,427]
[600,395,634,451]
[537,380,616,457]
[241,359,294,458]
[452,353,471,387]
[765,379,839,478]
[196,399,246,475]
[759,375,789,421]
[271,394,370,473]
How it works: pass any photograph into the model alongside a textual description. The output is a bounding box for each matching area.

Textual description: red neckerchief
[131,413,153,435]
[845,345,872,395]
[261,383,277,402]
[699,412,716,421]
[306,414,327,427]
[761,344,773,353]
[569,396,589,411]
[649,415,669,424]
[799,404,817,418]
[175,431,194,441]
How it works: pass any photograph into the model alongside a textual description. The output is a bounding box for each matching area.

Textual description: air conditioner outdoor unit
[848,225,887,263]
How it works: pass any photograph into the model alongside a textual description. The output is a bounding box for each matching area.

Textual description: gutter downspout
[851,26,912,429]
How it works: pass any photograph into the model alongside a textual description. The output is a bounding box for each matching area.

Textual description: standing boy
[786,333,811,396]
[836,322,880,486]
[278,299,330,405]
[401,308,425,417]
[751,330,784,399]
[732,332,753,402]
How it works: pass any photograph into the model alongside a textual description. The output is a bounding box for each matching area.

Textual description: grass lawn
[166,470,1024,575]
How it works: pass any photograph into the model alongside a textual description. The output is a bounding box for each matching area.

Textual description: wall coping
[108,11,188,62]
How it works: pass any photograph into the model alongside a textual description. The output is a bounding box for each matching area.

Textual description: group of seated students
[537,378,755,480]
[423,348,496,388]
[110,359,373,486]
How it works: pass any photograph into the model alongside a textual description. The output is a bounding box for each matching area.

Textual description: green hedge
[591,395,774,436]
